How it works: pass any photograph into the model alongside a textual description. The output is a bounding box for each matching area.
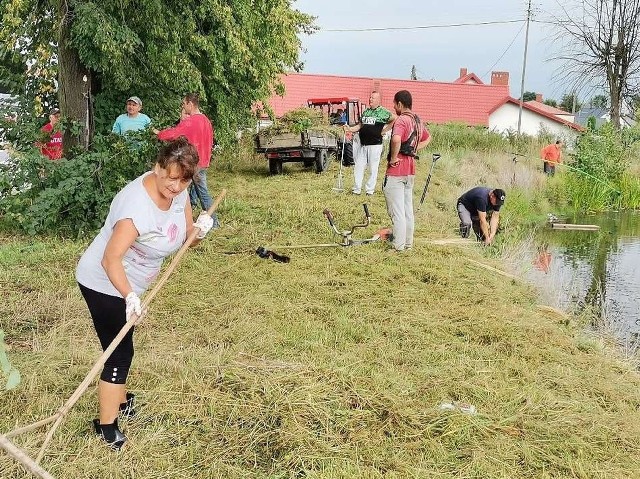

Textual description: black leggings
[78,283,134,384]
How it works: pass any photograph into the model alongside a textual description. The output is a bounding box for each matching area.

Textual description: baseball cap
[493,188,506,206]
[126,96,142,105]
[49,107,60,115]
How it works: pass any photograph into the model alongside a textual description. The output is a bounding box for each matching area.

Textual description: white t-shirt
[76,172,188,297]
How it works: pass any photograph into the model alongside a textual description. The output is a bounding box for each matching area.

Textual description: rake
[0,190,226,479]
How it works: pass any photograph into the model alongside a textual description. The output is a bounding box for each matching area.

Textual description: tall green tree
[0,0,315,154]
[522,91,537,102]
[590,94,609,108]
[559,93,582,113]
[0,45,25,94]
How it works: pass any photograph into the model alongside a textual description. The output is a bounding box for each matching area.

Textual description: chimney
[459,67,468,78]
[535,93,543,102]
[491,71,509,86]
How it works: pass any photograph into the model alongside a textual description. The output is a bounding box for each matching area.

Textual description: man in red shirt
[541,140,563,176]
[383,90,431,251]
[39,107,63,160]
[156,93,219,227]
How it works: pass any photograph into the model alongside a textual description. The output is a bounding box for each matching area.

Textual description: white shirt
[76,172,188,297]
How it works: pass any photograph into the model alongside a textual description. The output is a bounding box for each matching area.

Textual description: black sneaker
[119,392,136,419]
[93,419,127,450]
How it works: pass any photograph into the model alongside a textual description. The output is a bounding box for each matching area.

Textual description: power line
[323,19,524,33]
[481,22,526,78]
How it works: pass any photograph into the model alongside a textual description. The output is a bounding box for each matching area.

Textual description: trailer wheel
[314,150,329,173]
[268,158,283,175]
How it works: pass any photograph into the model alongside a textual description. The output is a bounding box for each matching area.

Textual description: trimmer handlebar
[323,204,371,238]
[363,203,370,220]
[322,208,335,228]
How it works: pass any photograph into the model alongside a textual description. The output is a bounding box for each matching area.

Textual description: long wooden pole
[0,435,54,479]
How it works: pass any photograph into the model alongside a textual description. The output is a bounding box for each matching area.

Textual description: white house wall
[489,103,579,143]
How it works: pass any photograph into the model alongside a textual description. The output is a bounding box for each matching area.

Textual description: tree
[0,0,315,155]
[0,45,25,94]
[559,93,582,113]
[410,65,417,80]
[551,0,640,128]
[590,94,609,108]
[544,98,559,107]
[522,91,537,101]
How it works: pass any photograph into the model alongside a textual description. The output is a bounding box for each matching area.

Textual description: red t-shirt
[40,123,63,160]
[386,113,430,177]
[157,113,214,168]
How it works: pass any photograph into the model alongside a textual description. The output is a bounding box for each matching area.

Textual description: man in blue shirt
[112,96,151,135]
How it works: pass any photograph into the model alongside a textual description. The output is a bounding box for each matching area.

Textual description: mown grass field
[1,143,640,478]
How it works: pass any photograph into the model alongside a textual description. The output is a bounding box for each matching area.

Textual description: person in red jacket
[155,93,219,227]
[39,107,63,160]
[541,140,563,176]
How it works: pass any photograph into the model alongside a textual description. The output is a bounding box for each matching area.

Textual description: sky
[293,0,594,102]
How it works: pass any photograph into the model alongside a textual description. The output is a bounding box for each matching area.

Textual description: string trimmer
[256,204,392,262]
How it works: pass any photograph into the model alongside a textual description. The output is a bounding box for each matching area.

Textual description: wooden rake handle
[0,435,54,479]
[33,189,227,464]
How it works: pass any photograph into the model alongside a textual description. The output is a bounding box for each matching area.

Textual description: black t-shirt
[358,107,392,146]
[457,187,501,215]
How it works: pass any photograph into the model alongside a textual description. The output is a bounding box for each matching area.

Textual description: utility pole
[517,0,532,135]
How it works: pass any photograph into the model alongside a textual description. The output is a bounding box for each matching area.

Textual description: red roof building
[267,71,510,127]
[264,69,583,137]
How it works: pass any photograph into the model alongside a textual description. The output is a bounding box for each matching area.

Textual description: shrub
[0,131,157,236]
[563,123,628,211]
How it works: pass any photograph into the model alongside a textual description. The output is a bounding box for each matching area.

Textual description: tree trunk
[57,1,93,156]
[610,84,622,128]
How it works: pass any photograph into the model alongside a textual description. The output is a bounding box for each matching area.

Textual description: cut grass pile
[1,147,640,478]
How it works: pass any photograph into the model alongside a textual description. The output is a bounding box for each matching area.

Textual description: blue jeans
[190,168,220,226]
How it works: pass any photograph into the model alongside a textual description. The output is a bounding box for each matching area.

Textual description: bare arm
[101,219,139,297]
[381,113,397,135]
[487,212,499,244]
[388,134,401,166]
[344,123,362,133]
[416,136,432,152]
[477,211,491,245]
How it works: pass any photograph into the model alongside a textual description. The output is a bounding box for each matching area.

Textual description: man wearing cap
[39,107,63,160]
[112,96,151,135]
[456,187,506,245]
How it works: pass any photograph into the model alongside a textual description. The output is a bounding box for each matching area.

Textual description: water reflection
[527,212,640,343]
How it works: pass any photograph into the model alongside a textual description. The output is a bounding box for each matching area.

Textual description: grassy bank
[2,142,640,478]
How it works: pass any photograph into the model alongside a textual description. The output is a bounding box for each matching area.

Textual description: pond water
[521,211,640,347]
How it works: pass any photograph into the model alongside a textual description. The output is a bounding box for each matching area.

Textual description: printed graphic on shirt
[359,107,392,146]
